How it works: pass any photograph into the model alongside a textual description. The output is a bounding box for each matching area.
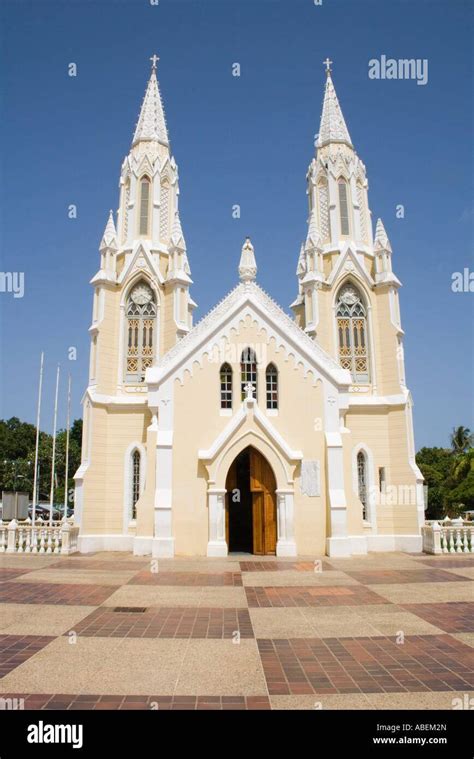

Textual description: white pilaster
[207,489,228,557]
[275,490,297,557]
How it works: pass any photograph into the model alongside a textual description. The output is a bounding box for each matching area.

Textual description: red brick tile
[402,602,474,632]
[71,607,254,639]
[0,581,117,605]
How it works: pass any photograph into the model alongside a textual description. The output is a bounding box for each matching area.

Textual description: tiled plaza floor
[0,551,473,710]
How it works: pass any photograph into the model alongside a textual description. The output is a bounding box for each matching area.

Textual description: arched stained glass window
[220,363,232,409]
[336,284,370,383]
[125,281,156,383]
[131,450,141,520]
[357,450,368,521]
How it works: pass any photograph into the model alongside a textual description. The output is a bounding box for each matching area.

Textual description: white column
[207,489,228,557]
[275,490,297,557]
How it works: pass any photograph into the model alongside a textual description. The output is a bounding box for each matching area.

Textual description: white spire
[132,62,169,147]
[374,218,392,253]
[99,210,117,251]
[239,237,257,282]
[318,66,352,149]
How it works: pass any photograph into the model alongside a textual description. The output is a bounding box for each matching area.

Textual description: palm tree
[450,426,474,456]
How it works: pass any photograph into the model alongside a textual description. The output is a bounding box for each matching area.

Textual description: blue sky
[0,0,472,448]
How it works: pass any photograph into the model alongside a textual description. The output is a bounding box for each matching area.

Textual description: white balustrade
[0,519,79,555]
[422,519,474,554]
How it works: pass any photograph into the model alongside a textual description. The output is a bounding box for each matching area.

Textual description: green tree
[450,426,474,455]
[0,418,83,503]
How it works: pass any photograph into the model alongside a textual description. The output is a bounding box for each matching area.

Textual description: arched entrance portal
[225,446,277,555]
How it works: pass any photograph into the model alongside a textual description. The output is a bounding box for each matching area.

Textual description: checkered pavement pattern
[0,551,473,710]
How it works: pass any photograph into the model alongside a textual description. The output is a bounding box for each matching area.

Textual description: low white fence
[422,518,474,554]
[0,518,79,555]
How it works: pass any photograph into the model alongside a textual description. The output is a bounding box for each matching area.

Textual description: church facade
[74,59,425,558]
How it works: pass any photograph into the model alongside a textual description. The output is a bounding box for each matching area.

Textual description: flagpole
[63,374,71,520]
[49,364,60,527]
[31,352,44,524]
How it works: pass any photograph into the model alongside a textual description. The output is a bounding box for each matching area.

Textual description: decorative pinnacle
[238,237,257,282]
[374,218,392,253]
[99,209,117,251]
[150,53,159,71]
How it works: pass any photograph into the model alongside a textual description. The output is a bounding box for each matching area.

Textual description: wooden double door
[225,447,277,555]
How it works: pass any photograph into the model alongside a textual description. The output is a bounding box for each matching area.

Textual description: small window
[357,450,368,521]
[139,177,151,236]
[131,450,141,520]
[378,466,386,494]
[266,363,278,410]
[241,348,257,400]
[220,363,232,409]
[338,179,350,236]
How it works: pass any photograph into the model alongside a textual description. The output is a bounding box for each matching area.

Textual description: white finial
[323,57,333,76]
[150,54,160,71]
[244,383,255,401]
[238,237,257,282]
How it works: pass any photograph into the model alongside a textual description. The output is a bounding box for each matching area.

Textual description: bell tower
[291,60,406,397]
[88,56,196,400]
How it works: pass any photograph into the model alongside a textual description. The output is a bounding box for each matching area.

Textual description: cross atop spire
[318,66,353,149]
[132,60,169,147]
[323,57,333,76]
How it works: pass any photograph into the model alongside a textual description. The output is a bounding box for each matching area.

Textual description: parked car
[27,504,66,521]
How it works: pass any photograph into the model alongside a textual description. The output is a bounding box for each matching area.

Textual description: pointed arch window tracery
[336,284,370,383]
[125,281,157,383]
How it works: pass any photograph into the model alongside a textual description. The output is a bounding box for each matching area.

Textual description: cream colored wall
[81,405,150,534]
[170,317,327,556]
[343,406,419,537]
